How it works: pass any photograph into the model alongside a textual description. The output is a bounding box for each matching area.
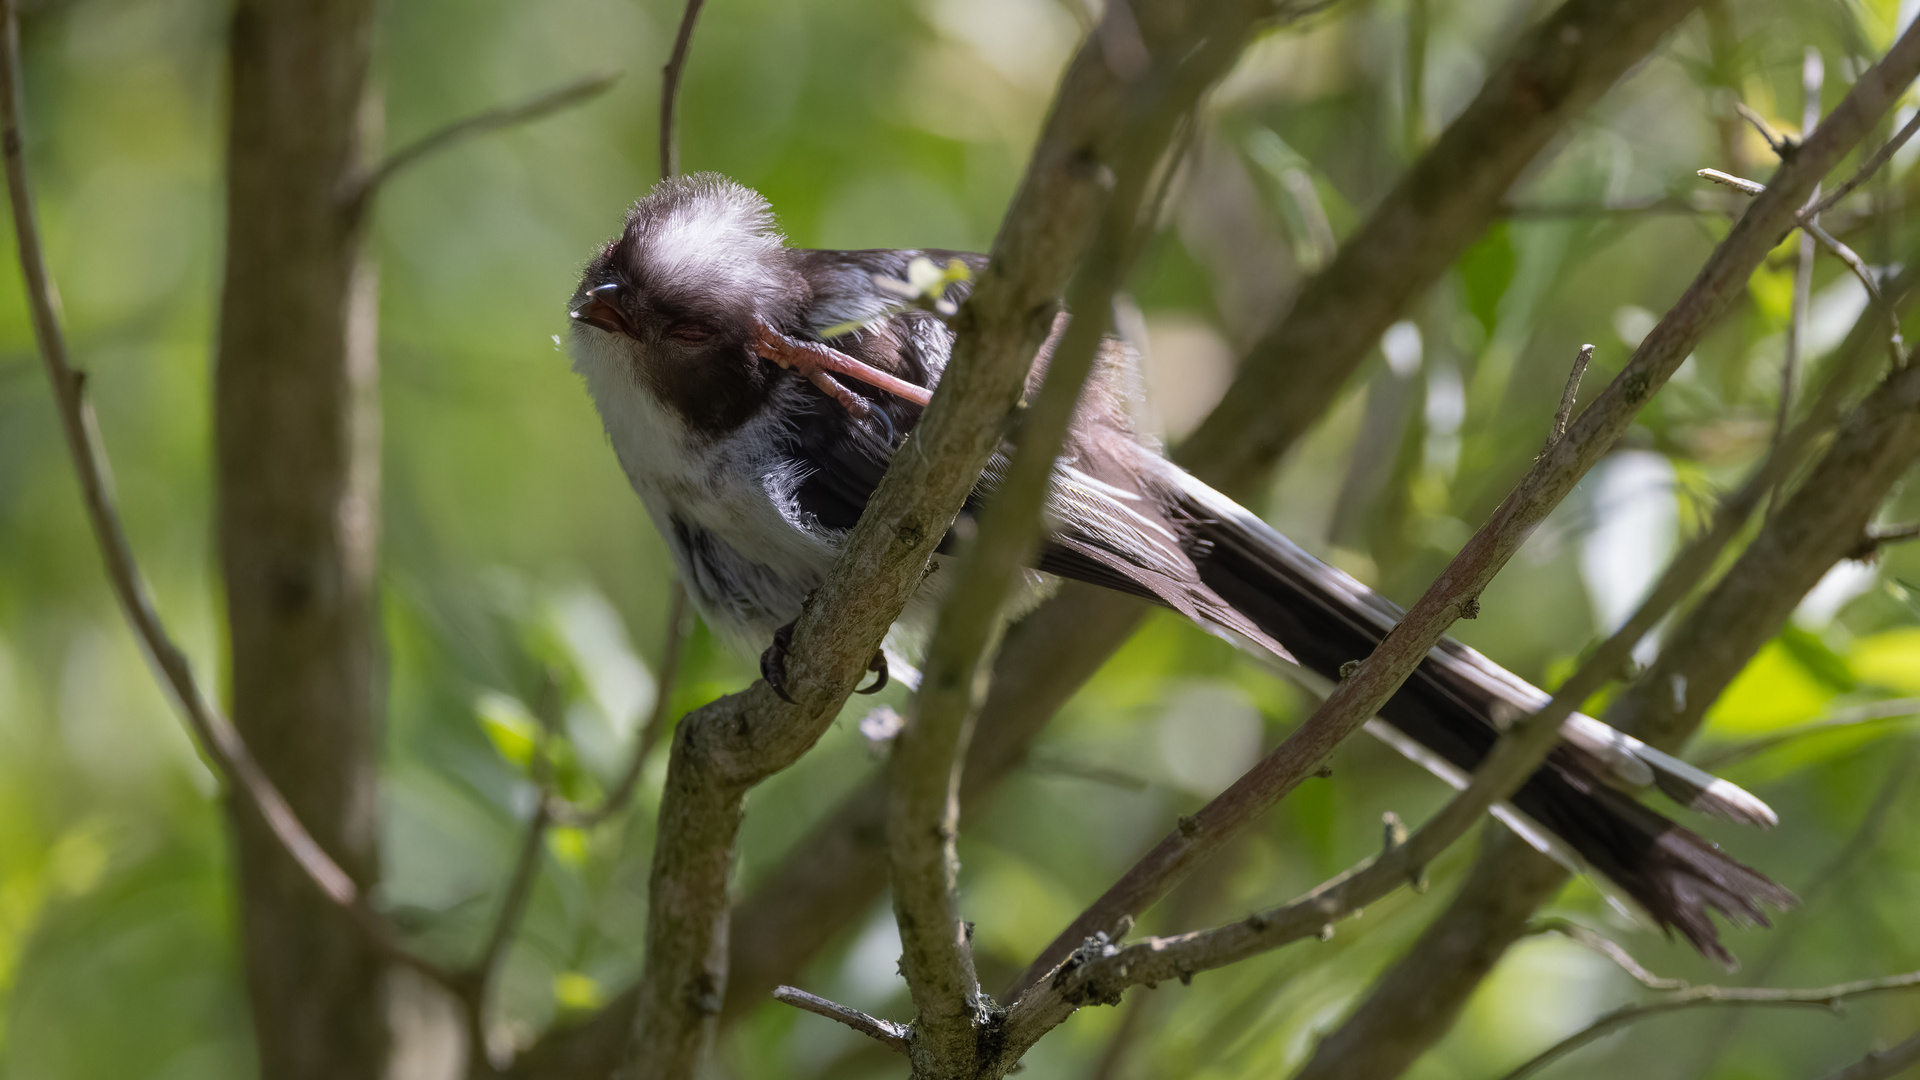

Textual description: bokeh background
[4,0,1920,1077]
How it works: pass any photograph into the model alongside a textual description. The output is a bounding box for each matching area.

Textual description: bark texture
[215,2,386,1077]
[718,0,1706,1020]
[1293,358,1920,1080]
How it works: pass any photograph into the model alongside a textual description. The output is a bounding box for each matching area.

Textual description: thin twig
[1735,100,1795,155]
[1548,344,1592,447]
[1699,167,1767,194]
[658,0,706,179]
[469,672,561,989]
[1777,49,1825,511]
[1499,193,1742,220]
[621,2,1280,1074]
[1853,521,1920,558]
[0,0,455,989]
[551,581,691,828]
[1494,969,1920,1080]
[1526,918,1689,991]
[1004,23,1920,1028]
[1692,698,1920,769]
[355,72,619,205]
[886,10,1266,1069]
[771,986,911,1055]
[1816,1028,1920,1080]
[1702,171,1906,370]
[692,0,1752,1036]
[1288,263,1920,1080]
[1808,108,1920,219]
[1685,736,1920,1077]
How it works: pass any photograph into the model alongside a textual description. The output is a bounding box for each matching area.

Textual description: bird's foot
[855,650,888,695]
[760,621,797,704]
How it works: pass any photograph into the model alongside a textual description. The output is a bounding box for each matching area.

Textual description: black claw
[855,650,889,695]
[760,621,797,704]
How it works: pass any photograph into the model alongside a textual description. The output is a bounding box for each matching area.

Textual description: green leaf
[1706,638,1842,735]
[1458,223,1516,338]
[1777,623,1857,693]
[475,691,539,771]
[1851,627,1920,693]
[553,971,604,1012]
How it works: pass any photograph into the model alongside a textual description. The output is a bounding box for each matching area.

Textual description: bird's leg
[751,318,935,413]
[759,620,798,705]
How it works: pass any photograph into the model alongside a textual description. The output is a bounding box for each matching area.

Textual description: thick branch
[1012,21,1920,1000]
[887,10,1267,1072]
[0,1,452,1002]
[618,3,1270,1076]
[1180,0,1708,498]
[515,0,1735,1067]
[1293,304,1920,1080]
[728,0,1714,1024]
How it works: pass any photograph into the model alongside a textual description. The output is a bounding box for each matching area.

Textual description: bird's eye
[667,321,713,345]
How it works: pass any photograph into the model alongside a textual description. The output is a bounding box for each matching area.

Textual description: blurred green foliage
[3,0,1920,1077]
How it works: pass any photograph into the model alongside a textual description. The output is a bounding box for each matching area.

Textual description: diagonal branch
[616,3,1288,1076]
[352,71,619,210]
[512,2,1740,1068]
[1526,919,1691,991]
[0,0,456,990]
[1180,0,1710,499]
[1692,698,1920,770]
[1291,274,1920,1080]
[772,986,911,1055]
[1496,970,1920,1080]
[1009,19,1920,999]
[885,9,1270,1072]
[1816,1029,1920,1080]
[712,0,1722,1031]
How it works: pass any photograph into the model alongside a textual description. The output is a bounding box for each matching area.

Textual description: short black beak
[570,282,634,336]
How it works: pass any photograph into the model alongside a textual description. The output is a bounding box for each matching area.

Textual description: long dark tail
[1158,467,1795,965]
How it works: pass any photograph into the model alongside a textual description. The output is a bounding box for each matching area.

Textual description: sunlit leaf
[1851,627,1920,693]
[1705,638,1843,735]
[475,691,539,771]
[552,970,604,1012]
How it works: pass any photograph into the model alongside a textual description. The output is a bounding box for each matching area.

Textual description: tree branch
[352,71,619,210]
[1808,108,1920,219]
[1693,698,1920,770]
[1816,1029,1920,1080]
[885,9,1270,1072]
[658,0,705,178]
[771,986,911,1056]
[1526,918,1690,991]
[514,0,1742,1066]
[1292,291,1920,1080]
[1,0,459,1004]
[1180,0,1710,498]
[616,3,1281,1075]
[1497,970,1920,1080]
[1011,21,1920,998]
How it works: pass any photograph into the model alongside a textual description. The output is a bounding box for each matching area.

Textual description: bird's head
[569,173,809,435]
